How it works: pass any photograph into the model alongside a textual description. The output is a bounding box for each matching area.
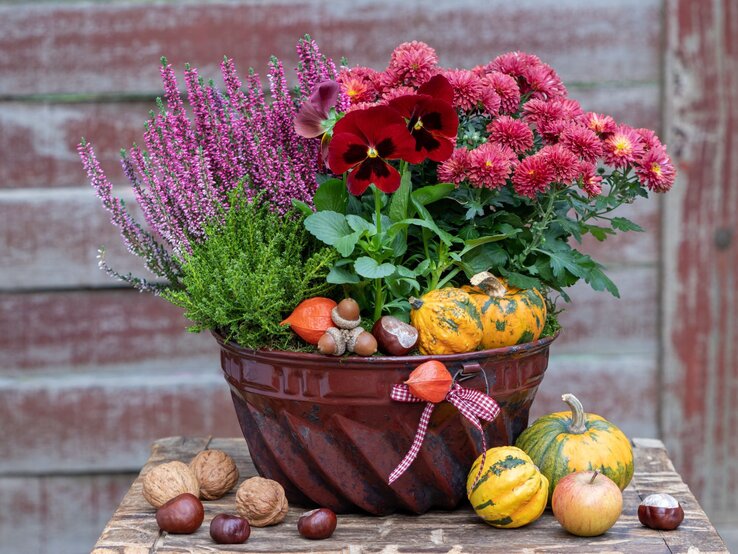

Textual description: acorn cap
[344,327,365,352]
[331,306,361,329]
[323,327,346,356]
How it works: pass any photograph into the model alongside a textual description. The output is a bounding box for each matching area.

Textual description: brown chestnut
[210,513,251,544]
[638,493,684,530]
[297,507,337,539]
[372,316,418,356]
[155,493,204,534]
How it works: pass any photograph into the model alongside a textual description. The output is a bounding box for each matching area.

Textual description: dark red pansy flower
[328,105,415,195]
[388,75,459,164]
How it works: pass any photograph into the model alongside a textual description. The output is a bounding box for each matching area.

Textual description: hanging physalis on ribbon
[388,361,500,487]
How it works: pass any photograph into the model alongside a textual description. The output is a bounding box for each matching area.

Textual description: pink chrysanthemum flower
[339,75,375,104]
[635,145,676,192]
[539,144,580,183]
[512,153,556,197]
[604,125,645,168]
[467,143,517,189]
[482,72,521,114]
[578,161,604,196]
[346,100,379,113]
[580,112,617,137]
[524,63,567,100]
[380,85,418,103]
[438,148,472,185]
[388,41,439,86]
[442,69,484,111]
[488,51,542,77]
[634,127,663,152]
[523,97,581,127]
[480,88,502,116]
[559,123,603,162]
[487,115,534,153]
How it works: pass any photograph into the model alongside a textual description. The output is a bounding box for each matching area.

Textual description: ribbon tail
[388,402,436,485]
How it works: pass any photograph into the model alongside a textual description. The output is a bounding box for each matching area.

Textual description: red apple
[552,470,623,537]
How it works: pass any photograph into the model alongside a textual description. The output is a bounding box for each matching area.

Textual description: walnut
[142,460,200,508]
[235,476,289,527]
[189,449,239,500]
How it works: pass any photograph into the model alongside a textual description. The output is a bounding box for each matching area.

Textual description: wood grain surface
[662,0,738,521]
[91,437,728,553]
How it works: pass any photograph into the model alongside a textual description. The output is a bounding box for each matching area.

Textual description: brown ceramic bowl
[215,332,557,515]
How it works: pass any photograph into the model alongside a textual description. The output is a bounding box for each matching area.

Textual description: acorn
[331,298,361,329]
[317,327,346,356]
[349,329,378,357]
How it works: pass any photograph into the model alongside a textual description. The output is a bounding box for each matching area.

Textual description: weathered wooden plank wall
[662,0,738,531]
[0,1,673,552]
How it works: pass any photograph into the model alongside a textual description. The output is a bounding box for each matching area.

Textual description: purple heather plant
[79,36,342,292]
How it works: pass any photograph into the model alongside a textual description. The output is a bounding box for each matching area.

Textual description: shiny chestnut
[297,508,337,539]
[371,316,418,356]
[155,493,204,534]
[210,513,251,544]
[638,493,684,530]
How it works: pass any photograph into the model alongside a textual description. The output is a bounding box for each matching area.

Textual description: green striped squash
[515,393,633,505]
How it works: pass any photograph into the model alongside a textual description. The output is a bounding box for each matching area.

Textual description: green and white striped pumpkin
[515,393,633,505]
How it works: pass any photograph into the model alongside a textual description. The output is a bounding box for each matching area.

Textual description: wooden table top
[92,437,728,553]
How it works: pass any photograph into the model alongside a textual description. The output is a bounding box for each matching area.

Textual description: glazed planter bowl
[215,332,557,515]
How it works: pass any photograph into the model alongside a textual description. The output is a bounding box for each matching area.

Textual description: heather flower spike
[389,75,459,163]
[327,105,415,194]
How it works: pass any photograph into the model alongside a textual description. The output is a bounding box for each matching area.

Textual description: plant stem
[372,185,384,321]
[515,190,559,268]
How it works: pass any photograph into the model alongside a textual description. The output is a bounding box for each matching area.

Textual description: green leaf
[462,244,508,275]
[345,215,375,235]
[586,225,613,241]
[535,244,587,279]
[389,167,412,222]
[411,183,455,206]
[584,265,620,298]
[304,211,352,245]
[459,233,513,257]
[502,271,544,291]
[611,217,644,232]
[334,231,362,257]
[313,178,348,213]
[389,217,455,245]
[396,265,417,278]
[291,199,314,217]
[354,257,397,279]
[327,266,361,284]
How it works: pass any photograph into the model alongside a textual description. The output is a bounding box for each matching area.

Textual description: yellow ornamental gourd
[467,446,549,528]
[409,288,484,355]
[462,272,547,349]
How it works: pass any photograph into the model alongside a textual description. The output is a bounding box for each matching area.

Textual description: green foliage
[164,195,337,350]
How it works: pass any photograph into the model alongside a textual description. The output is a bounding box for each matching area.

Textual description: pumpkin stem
[562,393,587,434]
[470,272,507,298]
[408,296,424,310]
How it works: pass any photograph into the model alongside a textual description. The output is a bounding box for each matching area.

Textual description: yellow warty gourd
[409,288,483,355]
[467,446,549,528]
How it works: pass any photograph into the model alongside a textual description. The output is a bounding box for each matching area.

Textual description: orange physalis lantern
[405,360,453,403]
[280,297,337,345]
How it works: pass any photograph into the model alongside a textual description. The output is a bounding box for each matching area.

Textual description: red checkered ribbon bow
[388,382,500,487]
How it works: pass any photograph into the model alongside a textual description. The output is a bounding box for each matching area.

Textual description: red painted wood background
[0,0,733,551]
